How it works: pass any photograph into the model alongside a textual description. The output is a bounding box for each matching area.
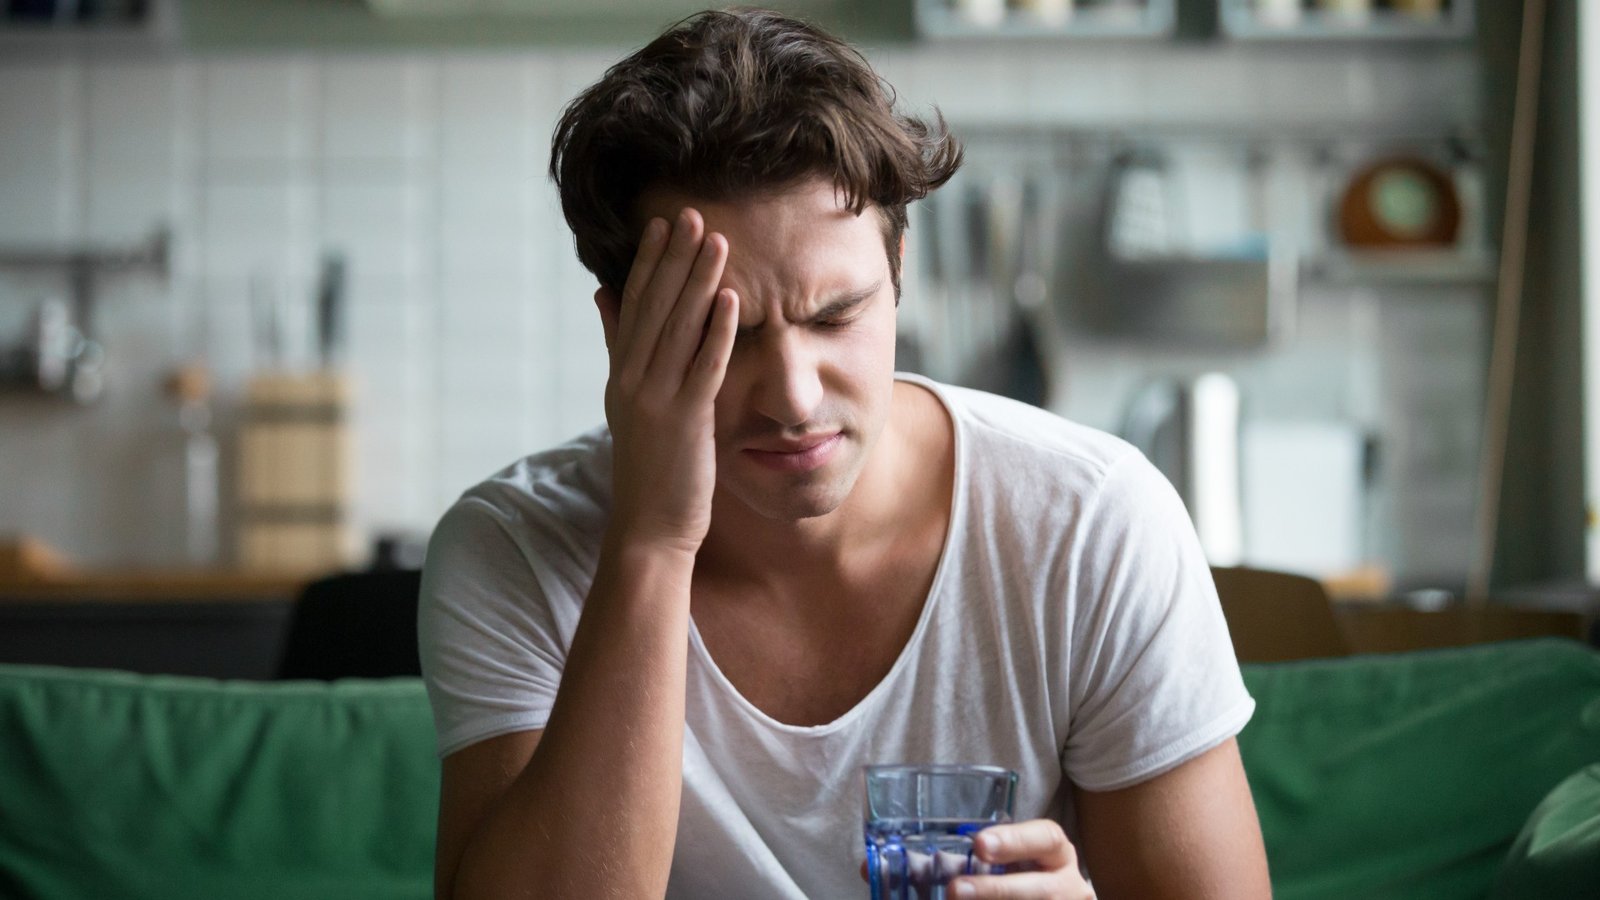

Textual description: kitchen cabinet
[1219,0,1473,41]
[0,598,296,679]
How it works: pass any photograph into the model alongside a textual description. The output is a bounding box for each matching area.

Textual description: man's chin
[741,486,849,522]
[719,474,855,523]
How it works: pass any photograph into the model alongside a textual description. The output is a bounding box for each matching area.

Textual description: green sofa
[1,639,1596,899]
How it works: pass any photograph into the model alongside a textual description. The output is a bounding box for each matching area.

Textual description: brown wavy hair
[550,7,962,298]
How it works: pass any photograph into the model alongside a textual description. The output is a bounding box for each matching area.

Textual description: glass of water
[863,764,1019,900]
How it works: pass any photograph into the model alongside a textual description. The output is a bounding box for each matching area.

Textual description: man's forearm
[452,539,695,899]
[443,201,733,899]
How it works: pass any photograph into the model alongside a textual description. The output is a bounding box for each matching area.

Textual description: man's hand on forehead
[592,207,739,556]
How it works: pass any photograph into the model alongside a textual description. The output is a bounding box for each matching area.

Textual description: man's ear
[593,286,620,353]
[896,233,907,306]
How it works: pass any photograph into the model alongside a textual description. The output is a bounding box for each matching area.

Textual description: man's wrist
[599,527,700,582]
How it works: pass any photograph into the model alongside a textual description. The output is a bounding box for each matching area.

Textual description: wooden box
[236,371,357,575]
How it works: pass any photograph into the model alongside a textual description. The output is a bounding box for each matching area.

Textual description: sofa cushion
[1238,639,1600,900]
[1489,762,1600,898]
[0,665,438,900]
[3,639,1597,900]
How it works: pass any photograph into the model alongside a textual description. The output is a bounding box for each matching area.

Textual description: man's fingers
[973,820,1075,871]
[948,870,1087,900]
[645,231,727,383]
[684,288,738,400]
[624,207,704,366]
[615,216,669,349]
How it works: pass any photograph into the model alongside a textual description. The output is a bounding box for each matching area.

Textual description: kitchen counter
[2,536,313,602]
[0,569,310,603]
[1333,598,1598,654]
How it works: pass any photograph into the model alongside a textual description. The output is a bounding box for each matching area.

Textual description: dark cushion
[277,570,423,680]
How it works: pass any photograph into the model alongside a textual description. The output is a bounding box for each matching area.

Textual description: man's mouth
[741,432,844,473]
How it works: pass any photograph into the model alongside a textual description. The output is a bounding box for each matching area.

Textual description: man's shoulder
[447,426,614,537]
[931,380,1139,481]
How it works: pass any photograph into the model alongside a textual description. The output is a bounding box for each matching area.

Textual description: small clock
[1337,157,1461,248]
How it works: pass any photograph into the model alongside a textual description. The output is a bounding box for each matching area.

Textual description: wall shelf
[1220,0,1474,41]
[1303,248,1496,286]
[914,0,1175,40]
[0,228,171,404]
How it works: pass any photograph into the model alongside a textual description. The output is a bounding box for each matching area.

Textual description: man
[419,8,1271,899]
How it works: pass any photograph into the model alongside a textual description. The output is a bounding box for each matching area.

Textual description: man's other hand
[857,819,1094,899]
[948,819,1094,899]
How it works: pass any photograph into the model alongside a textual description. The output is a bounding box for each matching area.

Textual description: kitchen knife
[315,252,347,369]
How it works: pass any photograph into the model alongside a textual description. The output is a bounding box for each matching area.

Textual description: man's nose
[751,331,823,428]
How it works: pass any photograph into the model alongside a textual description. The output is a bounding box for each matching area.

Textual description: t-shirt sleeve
[417,496,573,758]
[1061,451,1255,791]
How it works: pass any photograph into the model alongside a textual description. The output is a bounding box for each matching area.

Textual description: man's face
[636,178,900,522]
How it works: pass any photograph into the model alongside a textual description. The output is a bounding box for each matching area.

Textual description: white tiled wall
[0,39,1479,568]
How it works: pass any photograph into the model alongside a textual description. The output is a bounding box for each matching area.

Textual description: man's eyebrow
[806,282,882,322]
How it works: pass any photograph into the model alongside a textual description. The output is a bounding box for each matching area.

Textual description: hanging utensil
[959,176,991,385]
[917,195,951,381]
[985,173,1022,364]
[1004,174,1052,407]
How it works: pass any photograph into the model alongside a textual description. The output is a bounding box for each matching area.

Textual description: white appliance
[1122,373,1244,566]
[1240,420,1367,578]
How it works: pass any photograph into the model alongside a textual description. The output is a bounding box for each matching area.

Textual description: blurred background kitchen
[1,0,1596,674]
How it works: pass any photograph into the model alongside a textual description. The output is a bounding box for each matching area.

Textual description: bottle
[165,364,220,567]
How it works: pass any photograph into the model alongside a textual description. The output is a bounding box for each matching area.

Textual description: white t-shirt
[418,374,1254,899]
